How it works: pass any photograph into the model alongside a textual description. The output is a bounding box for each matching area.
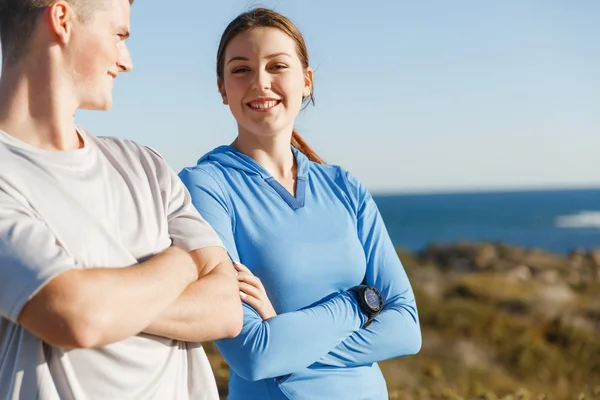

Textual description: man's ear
[47,1,77,44]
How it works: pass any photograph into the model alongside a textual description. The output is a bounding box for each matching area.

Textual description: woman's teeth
[249,101,278,109]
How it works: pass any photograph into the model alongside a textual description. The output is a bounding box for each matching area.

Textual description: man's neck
[0,62,81,151]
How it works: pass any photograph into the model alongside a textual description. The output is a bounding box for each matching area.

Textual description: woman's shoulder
[310,162,365,191]
[308,162,371,209]
[179,145,234,181]
[179,159,227,196]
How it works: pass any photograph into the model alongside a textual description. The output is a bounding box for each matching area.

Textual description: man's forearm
[145,262,243,342]
[18,246,198,349]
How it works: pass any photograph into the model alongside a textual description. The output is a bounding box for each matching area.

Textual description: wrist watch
[350,285,383,328]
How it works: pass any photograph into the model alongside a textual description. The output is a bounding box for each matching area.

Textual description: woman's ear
[302,67,314,98]
[217,78,228,105]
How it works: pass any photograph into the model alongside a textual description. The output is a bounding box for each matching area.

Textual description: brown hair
[0,0,134,66]
[216,7,324,164]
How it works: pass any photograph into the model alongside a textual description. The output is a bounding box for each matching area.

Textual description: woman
[179,8,421,400]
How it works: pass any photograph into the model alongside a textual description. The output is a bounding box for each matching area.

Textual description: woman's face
[219,27,312,139]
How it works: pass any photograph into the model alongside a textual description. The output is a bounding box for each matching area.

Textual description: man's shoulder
[79,128,167,169]
[94,135,161,159]
[80,129,171,181]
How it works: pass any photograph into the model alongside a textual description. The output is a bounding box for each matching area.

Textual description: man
[0,0,242,398]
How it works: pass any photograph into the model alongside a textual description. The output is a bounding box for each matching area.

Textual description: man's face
[67,0,133,110]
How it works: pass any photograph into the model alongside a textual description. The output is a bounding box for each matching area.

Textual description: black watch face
[364,287,381,310]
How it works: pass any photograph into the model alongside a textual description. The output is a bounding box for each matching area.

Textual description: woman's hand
[235,262,277,321]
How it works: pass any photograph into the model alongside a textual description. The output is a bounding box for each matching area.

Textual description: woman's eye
[232,67,249,74]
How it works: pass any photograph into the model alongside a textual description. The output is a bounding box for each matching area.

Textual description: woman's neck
[232,129,297,181]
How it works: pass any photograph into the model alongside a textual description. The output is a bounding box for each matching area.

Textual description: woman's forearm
[216,291,367,382]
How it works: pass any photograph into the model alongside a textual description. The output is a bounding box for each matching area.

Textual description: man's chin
[79,99,113,112]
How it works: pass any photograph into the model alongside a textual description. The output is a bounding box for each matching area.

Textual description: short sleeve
[145,148,224,252]
[0,190,79,322]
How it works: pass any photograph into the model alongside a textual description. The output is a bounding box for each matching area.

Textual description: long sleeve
[179,166,366,381]
[315,170,422,368]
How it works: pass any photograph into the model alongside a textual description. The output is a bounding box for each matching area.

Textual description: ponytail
[291,130,324,164]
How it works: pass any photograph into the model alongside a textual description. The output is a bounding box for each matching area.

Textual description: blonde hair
[0,0,134,65]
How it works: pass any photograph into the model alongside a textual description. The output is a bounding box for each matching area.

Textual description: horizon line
[372,184,600,197]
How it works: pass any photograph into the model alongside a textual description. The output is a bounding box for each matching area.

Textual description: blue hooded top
[179,145,421,400]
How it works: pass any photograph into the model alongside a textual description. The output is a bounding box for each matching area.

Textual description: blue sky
[76,0,599,194]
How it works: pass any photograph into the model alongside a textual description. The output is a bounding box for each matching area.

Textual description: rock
[419,242,500,272]
[507,265,532,282]
[523,248,568,270]
[515,388,531,400]
[420,242,572,277]
[585,299,600,325]
[499,299,530,315]
[424,363,443,379]
[537,269,560,284]
[488,258,518,273]
[474,244,498,269]
[565,315,595,333]
[569,249,587,270]
[477,392,498,400]
[534,284,576,318]
[568,269,582,286]
[441,388,461,399]
[454,340,491,368]
[590,249,600,268]
[421,281,444,299]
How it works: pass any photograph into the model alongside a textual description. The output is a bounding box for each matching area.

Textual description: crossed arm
[3,159,243,349]
[310,171,421,368]
[144,246,243,342]
[179,167,421,381]
[16,239,242,350]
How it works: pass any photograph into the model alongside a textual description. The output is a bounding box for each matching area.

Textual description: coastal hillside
[205,242,600,399]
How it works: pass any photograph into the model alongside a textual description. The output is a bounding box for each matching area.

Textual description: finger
[237,272,263,289]
[240,294,276,321]
[233,262,251,273]
[240,292,263,312]
[239,282,262,299]
[238,274,267,295]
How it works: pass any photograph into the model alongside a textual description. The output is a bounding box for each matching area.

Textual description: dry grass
[205,244,600,399]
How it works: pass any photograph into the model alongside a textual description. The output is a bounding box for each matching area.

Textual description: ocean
[373,188,600,254]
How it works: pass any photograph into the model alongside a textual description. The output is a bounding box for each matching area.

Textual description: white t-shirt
[0,127,223,400]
